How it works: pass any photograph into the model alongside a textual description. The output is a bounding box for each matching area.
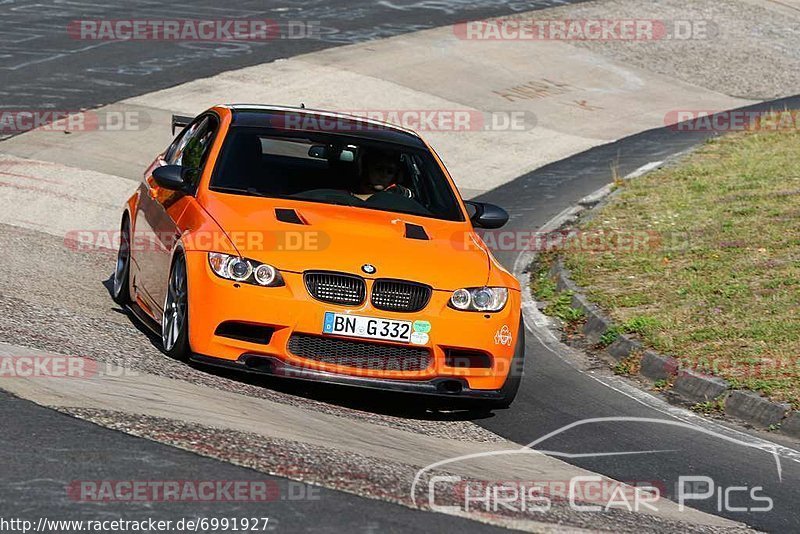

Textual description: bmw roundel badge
[361,264,377,274]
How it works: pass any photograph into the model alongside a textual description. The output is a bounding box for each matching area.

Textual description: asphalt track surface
[2,0,799,532]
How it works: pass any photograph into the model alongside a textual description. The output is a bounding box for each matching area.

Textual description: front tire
[162,252,191,361]
[112,217,132,305]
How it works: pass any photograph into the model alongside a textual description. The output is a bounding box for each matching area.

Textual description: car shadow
[103,276,498,423]
[103,276,165,352]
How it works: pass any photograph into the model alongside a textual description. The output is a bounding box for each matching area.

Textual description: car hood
[200,194,491,291]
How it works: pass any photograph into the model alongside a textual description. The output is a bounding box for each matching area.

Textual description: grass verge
[562,127,800,408]
[530,257,585,325]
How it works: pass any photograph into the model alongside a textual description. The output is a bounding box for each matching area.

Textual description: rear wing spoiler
[171,114,194,135]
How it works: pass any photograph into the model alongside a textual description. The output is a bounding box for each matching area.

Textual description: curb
[672,370,729,403]
[551,256,798,439]
[725,391,791,428]
[640,351,679,382]
[606,336,643,363]
[783,412,800,436]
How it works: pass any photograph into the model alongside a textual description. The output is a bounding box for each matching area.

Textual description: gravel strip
[59,408,754,534]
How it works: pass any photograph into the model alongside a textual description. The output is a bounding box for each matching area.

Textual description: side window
[164,116,217,173]
[164,124,194,164]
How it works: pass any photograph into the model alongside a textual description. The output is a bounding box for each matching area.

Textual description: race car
[112,104,524,408]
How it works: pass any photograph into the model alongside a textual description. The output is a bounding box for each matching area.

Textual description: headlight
[208,253,284,287]
[253,264,277,286]
[449,287,508,312]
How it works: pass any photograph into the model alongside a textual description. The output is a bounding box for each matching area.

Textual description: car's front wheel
[162,252,191,360]
[111,217,131,305]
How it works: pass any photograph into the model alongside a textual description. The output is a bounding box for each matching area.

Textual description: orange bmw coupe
[112,105,524,408]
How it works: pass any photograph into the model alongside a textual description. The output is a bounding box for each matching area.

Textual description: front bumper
[185,251,522,391]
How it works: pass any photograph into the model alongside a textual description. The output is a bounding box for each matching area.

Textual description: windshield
[209,126,465,221]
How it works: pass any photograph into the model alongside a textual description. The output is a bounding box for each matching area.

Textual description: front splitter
[190,353,504,401]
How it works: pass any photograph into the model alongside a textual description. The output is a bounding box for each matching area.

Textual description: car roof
[223,104,428,149]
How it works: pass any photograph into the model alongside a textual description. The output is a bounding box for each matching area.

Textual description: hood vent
[275,208,305,225]
[404,223,429,240]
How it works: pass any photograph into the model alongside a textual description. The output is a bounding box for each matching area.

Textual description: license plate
[322,312,412,343]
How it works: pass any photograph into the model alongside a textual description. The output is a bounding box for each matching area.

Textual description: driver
[353,150,412,200]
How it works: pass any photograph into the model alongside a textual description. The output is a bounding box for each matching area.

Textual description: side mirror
[153,165,190,191]
[465,201,509,229]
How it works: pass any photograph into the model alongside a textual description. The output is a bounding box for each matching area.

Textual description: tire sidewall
[112,216,132,305]
[163,252,191,361]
